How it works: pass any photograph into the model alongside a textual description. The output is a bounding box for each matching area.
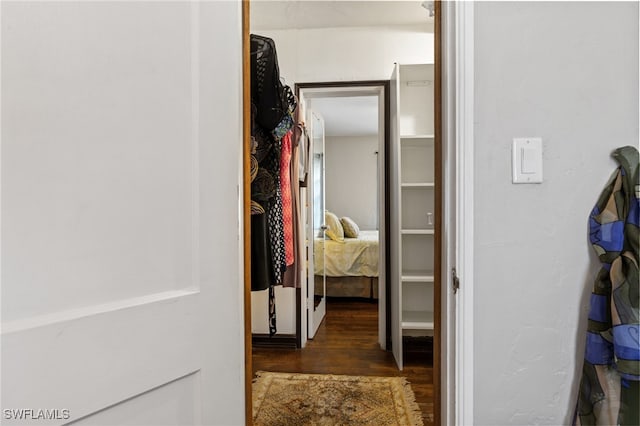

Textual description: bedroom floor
[252,299,434,425]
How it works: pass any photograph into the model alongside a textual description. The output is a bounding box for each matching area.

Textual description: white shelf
[400,134,434,139]
[392,62,435,369]
[401,270,434,282]
[401,182,435,188]
[401,229,434,235]
[401,310,434,330]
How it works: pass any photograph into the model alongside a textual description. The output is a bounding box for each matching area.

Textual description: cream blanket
[313,230,379,277]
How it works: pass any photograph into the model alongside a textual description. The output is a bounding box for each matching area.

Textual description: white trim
[442,1,475,425]
[2,289,200,334]
[441,2,456,424]
[455,2,475,425]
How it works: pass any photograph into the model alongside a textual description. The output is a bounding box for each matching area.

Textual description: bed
[313,230,379,299]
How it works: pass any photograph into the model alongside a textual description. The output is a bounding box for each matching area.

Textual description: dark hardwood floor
[252,299,434,425]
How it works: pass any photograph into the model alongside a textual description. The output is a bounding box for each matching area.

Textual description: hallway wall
[472,2,639,424]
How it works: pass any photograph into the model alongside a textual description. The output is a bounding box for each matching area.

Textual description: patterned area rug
[252,371,424,426]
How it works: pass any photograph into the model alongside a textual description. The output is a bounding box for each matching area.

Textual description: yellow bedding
[313,230,379,277]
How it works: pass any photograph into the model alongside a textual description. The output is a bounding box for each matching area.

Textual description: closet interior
[247,0,438,374]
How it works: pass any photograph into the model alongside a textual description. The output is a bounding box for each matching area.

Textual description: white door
[307,110,327,339]
[1,2,245,425]
[389,63,403,369]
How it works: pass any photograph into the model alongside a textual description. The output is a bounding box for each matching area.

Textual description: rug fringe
[401,378,425,426]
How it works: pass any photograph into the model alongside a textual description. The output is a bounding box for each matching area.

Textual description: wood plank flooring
[252,299,434,425]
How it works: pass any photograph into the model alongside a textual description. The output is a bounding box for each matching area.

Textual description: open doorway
[295,82,391,351]
[243,1,442,425]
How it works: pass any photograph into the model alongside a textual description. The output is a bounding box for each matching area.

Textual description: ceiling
[251,1,433,31]
[309,96,378,137]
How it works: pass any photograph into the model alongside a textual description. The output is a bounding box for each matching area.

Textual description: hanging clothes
[283,103,305,288]
[298,124,310,187]
[249,33,299,335]
[250,105,275,292]
[574,146,639,426]
[250,213,273,292]
[268,285,277,336]
[265,136,286,284]
[280,130,294,266]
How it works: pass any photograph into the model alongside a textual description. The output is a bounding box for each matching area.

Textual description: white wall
[325,136,379,230]
[251,24,433,334]
[2,2,245,424]
[256,25,434,84]
[473,2,639,424]
[2,1,195,322]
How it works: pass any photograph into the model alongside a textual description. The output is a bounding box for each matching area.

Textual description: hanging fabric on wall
[574,146,639,426]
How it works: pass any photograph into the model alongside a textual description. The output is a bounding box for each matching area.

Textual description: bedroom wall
[325,135,379,230]
[251,24,433,334]
[473,2,638,424]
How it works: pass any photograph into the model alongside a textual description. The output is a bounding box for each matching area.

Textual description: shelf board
[400,134,434,139]
[401,229,434,235]
[401,182,435,188]
[402,310,434,330]
[401,271,435,282]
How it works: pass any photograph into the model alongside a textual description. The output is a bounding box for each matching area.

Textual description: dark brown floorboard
[252,300,434,425]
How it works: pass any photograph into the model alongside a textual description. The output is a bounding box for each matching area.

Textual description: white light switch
[521,147,537,173]
[513,138,543,183]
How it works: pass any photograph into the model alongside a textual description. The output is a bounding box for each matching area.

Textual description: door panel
[2,291,201,424]
[1,2,245,425]
[74,373,199,426]
[377,91,387,350]
[389,64,403,370]
[307,110,326,339]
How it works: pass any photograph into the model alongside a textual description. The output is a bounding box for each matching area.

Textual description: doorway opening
[242,1,443,425]
[295,82,391,351]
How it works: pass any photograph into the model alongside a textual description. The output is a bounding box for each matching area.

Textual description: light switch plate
[512,138,543,183]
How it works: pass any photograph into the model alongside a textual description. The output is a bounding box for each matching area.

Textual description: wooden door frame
[241,2,252,424]
[242,2,451,425]
[433,2,443,426]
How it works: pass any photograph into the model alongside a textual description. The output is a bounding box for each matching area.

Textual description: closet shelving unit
[390,63,435,369]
